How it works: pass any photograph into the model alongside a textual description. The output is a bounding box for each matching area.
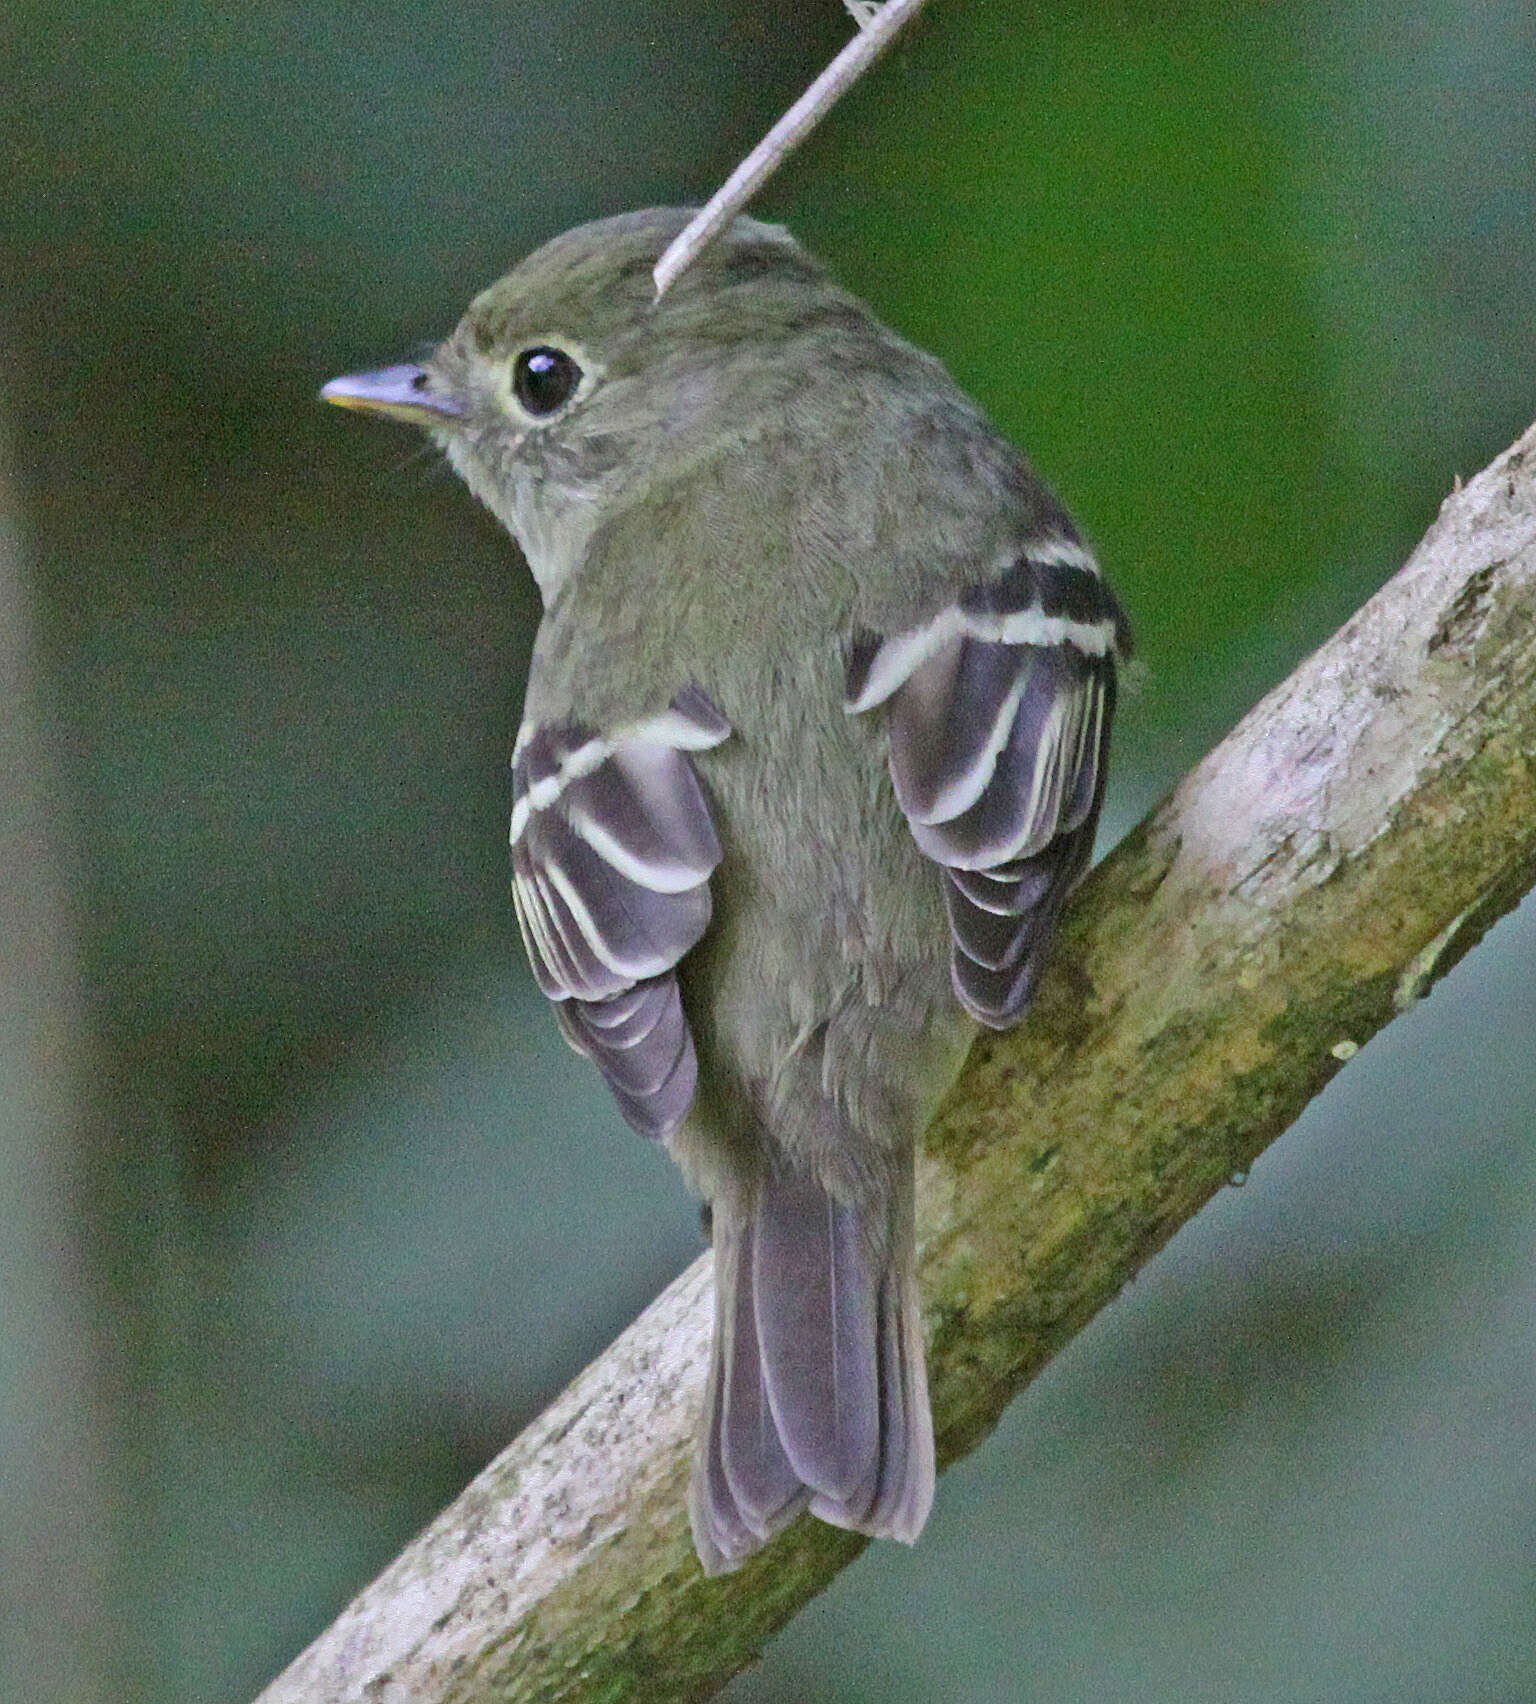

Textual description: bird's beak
[320,363,463,427]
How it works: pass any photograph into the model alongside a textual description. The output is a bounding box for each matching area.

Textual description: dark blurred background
[3,2,1534,1700]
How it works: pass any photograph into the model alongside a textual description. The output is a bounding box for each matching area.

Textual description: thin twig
[652,0,936,297]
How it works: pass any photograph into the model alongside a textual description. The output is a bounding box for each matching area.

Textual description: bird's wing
[844,539,1128,1027]
[510,684,731,1138]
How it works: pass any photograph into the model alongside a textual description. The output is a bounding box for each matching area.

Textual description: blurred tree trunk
[0,424,117,1703]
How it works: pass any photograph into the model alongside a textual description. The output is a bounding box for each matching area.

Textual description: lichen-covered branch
[255,420,1536,1704]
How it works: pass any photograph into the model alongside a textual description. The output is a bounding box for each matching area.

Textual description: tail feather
[719,1212,807,1537]
[864,1255,934,1540]
[689,1164,934,1574]
[754,1169,881,1512]
[690,1212,806,1574]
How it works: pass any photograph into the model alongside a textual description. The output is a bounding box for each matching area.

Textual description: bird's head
[323,208,870,598]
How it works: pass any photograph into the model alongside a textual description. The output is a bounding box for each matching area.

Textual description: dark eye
[512,346,582,416]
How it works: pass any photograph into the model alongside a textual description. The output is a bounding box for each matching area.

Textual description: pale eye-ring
[512,346,582,416]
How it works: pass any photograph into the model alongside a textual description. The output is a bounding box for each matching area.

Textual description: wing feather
[512,691,730,1138]
[847,544,1126,1028]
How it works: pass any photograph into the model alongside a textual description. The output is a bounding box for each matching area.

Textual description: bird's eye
[512,346,582,416]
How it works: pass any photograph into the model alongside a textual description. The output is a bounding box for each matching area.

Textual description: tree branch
[255,418,1536,1704]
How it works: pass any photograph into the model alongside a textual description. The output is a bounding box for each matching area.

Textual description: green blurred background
[3,1,1534,1699]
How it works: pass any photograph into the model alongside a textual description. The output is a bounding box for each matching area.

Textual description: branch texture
[256,420,1536,1704]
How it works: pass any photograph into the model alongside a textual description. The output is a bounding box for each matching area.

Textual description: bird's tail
[689,1162,934,1574]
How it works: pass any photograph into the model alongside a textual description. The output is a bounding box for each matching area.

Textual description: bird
[323,208,1128,1574]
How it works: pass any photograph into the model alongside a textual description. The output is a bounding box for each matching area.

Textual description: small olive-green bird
[324,209,1128,1574]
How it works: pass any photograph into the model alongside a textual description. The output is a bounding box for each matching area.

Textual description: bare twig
[252,423,1536,1704]
[653,0,936,297]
